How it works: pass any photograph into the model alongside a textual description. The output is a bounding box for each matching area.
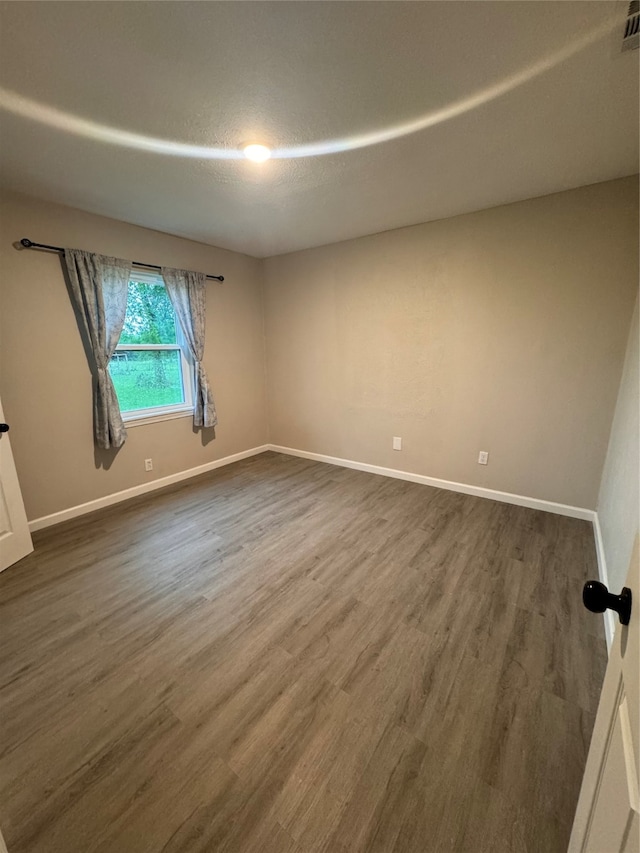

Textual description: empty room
[0,2,638,852]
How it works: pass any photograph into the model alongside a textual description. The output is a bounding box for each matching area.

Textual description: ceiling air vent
[622,0,640,51]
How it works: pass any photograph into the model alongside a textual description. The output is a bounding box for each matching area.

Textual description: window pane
[109,350,185,412]
[119,281,177,345]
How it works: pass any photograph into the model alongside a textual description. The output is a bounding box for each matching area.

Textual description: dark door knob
[0,423,9,433]
[583,580,632,626]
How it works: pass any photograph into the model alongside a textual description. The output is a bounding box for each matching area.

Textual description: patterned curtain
[161,267,217,429]
[64,249,131,449]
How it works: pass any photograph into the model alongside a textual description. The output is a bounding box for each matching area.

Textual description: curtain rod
[18,238,225,282]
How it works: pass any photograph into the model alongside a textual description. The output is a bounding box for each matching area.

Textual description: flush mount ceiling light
[243,144,271,163]
[0,16,615,163]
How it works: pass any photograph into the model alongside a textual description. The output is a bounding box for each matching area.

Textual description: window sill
[122,407,194,428]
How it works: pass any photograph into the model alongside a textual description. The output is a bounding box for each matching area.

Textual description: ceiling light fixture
[243,144,271,163]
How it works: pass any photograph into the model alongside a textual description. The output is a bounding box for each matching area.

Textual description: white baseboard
[28,445,271,532]
[592,513,615,650]
[267,444,596,522]
[29,442,597,534]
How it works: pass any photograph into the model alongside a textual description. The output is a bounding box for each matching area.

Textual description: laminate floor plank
[0,451,607,852]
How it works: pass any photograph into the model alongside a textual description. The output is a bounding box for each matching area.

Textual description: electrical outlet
[144,458,153,472]
[478,451,489,465]
[393,436,402,451]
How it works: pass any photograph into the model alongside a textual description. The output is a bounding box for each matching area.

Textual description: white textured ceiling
[0,1,637,258]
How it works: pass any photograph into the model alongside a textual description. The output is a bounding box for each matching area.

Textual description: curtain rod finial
[20,238,33,248]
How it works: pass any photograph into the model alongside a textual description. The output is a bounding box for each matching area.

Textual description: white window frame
[111,273,195,427]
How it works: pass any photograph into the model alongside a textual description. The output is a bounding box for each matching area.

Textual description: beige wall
[2,178,637,522]
[0,190,268,521]
[597,298,639,594]
[264,177,638,510]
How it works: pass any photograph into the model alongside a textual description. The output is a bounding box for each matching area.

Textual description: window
[108,273,194,425]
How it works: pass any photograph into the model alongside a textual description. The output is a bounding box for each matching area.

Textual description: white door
[0,396,33,571]
[569,536,639,853]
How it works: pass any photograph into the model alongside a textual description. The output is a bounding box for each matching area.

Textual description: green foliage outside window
[109,282,186,412]
[119,281,177,344]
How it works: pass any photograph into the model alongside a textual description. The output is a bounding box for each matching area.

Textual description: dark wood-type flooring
[0,451,608,852]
